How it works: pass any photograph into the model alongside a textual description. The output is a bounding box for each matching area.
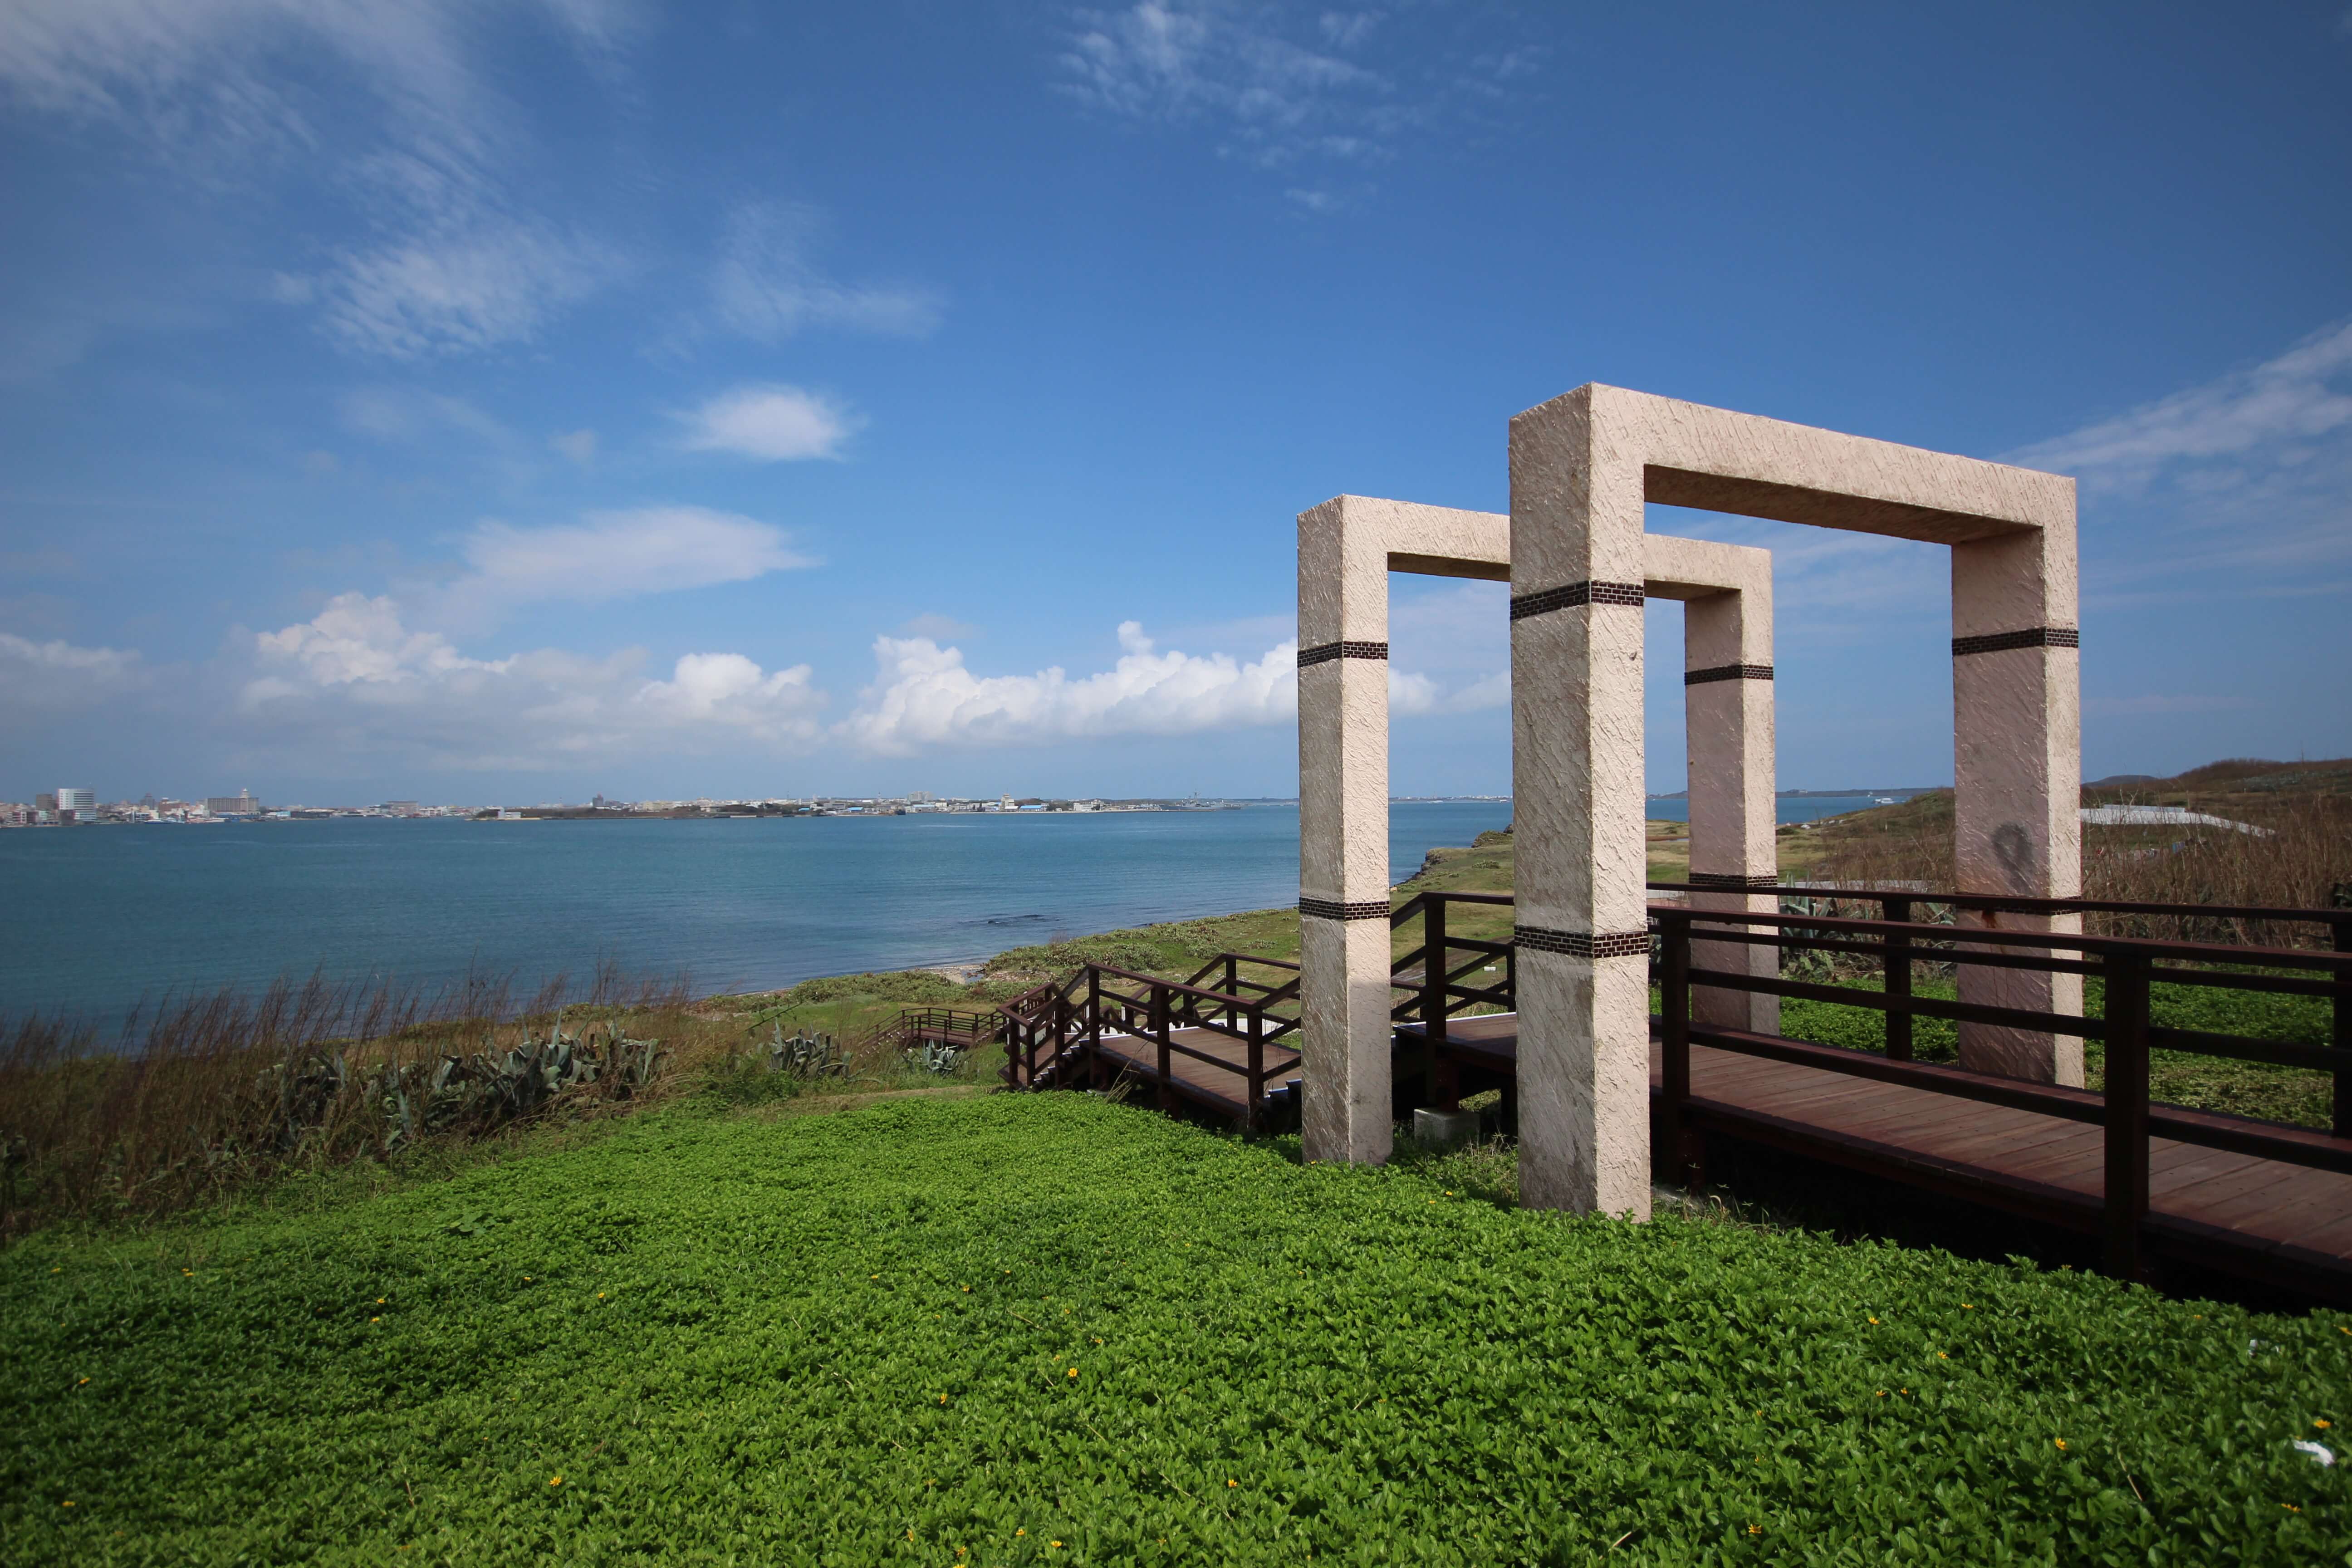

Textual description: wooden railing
[996,952,1302,1127]
[1651,879,2352,1132]
[849,1005,1003,1061]
[1388,891,1516,1034]
[1652,902,2352,1280]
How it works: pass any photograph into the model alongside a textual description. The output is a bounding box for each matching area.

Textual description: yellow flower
[1016,1529,1026,1537]
[371,1316,381,1323]
[1746,1525,1761,1536]
[2285,1503,2303,1513]
[1960,1303,1971,1310]
[78,1377,88,1385]
[1051,1542,1063,1549]
[1867,1316,1879,1325]
[1067,1367,1078,1378]
[550,1475,563,1486]
[2054,1440,2067,1451]
[1227,1479,1238,1488]
[2317,1419,2333,1430]
[1937,1352,1948,1359]
[377,1298,386,1304]
[940,1395,948,1404]
[598,1293,606,1299]
[61,1500,73,1507]
[1874,1390,1885,1398]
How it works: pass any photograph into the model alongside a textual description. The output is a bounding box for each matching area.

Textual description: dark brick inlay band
[1508,580,1646,621]
[1684,663,1775,685]
[1296,640,1390,667]
[1688,871,1782,891]
[1299,896,1392,921]
[1513,924,1652,959]
[1952,627,2079,657]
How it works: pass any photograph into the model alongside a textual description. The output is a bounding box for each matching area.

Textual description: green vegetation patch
[5,1094,2348,1564]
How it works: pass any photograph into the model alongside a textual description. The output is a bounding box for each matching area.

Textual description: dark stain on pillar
[1992,822,2034,894]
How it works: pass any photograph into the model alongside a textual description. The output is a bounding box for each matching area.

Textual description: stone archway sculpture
[1507,385,2079,1218]
[1295,496,1778,1167]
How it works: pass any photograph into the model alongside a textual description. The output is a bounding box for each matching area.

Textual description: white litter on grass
[2292,1440,2335,1467]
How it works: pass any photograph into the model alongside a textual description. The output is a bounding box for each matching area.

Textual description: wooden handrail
[1651,901,2352,1286]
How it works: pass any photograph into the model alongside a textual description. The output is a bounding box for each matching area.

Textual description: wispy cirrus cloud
[1054,1,1548,194]
[0,0,639,359]
[702,202,942,344]
[2009,319,2352,598]
[2009,320,2352,494]
[422,506,815,634]
[677,384,861,462]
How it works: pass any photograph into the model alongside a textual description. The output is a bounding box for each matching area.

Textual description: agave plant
[750,1023,848,1079]
[902,1041,964,1077]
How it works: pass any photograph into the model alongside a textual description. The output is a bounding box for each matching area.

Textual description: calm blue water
[1645,793,1922,825]
[0,803,1515,1019]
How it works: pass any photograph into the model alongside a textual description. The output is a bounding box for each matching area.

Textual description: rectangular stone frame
[1297,495,1776,1166]
[1510,384,2079,1218]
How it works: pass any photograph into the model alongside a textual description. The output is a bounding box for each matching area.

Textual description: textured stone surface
[1296,495,1777,1170]
[1510,385,2079,1211]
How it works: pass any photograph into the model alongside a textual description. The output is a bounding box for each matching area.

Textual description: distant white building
[57,786,95,823]
[206,790,260,817]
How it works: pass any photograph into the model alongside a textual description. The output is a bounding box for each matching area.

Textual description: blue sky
[2,1,2347,805]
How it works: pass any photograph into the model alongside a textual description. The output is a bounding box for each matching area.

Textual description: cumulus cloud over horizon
[0,629,148,711]
[239,593,822,770]
[836,620,1444,756]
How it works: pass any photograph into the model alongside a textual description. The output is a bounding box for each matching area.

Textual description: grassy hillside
[6,1092,2347,1565]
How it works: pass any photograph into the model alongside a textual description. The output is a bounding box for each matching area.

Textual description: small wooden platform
[1398,1014,2352,1299]
[1091,1028,1303,1120]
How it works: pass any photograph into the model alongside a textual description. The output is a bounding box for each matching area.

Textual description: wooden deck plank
[1064,1009,2352,1282]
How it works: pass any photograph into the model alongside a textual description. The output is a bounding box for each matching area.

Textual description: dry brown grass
[1809,779,2352,947]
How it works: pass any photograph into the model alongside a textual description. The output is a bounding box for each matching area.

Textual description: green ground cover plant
[6,1093,2348,1566]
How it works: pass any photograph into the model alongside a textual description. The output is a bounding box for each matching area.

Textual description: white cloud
[705,202,941,343]
[0,0,638,359]
[1055,3,1547,176]
[2009,318,2352,600]
[239,593,823,769]
[549,428,596,466]
[316,215,626,359]
[0,630,146,708]
[1059,1,1387,167]
[2009,320,2352,493]
[839,620,1301,755]
[432,506,815,630]
[678,384,859,462]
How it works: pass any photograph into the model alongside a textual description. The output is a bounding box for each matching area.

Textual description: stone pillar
[1681,580,1779,1036]
[1297,497,1396,1164]
[1508,389,1654,1219]
[1951,519,2083,1083]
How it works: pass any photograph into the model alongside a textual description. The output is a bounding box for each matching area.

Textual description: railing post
[2102,947,2152,1283]
[1661,909,1698,1189]
[2332,913,2349,1139]
[1086,968,1103,1089]
[1883,896,1913,1062]
[1247,1006,1264,1135]
[1421,896,1449,1107]
[1153,982,1174,1113]
[1225,955,1240,1030]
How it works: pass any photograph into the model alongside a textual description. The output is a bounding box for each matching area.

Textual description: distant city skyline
[3,4,2347,803]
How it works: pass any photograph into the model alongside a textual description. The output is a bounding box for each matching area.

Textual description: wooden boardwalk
[1101,1013,2352,1302]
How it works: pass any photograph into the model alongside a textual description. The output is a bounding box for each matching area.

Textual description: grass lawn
[6,1093,2349,1565]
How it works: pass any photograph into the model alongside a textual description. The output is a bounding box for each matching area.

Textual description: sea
[0,794,1906,1020]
